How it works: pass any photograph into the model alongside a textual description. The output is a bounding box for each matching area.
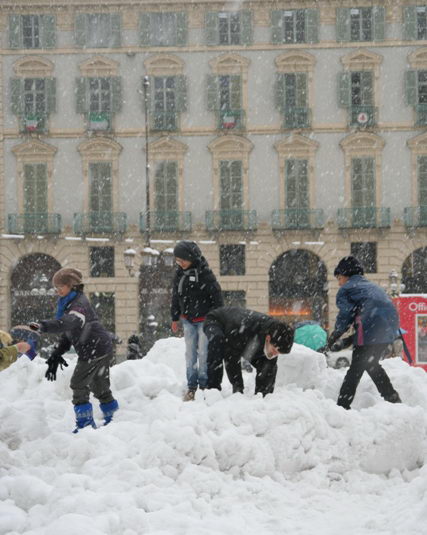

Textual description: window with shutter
[20,78,50,132]
[282,73,309,128]
[11,14,56,49]
[152,77,177,131]
[90,162,113,213]
[285,159,309,228]
[79,13,121,48]
[220,160,243,210]
[87,78,112,130]
[155,161,178,211]
[351,157,375,208]
[24,163,48,214]
[419,156,427,206]
[216,75,243,129]
[349,71,375,126]
[416,7,427,39]
[218,12,241,45]
[145,12,185,46]
[22,15,40,48]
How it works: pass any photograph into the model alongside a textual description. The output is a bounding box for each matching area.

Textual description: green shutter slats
[405,70,418,106]
[338,72,351,108]
[139,13,151,46]
[305,9,319,44]
[372,6,385,42]
[404,6,418,41]
[275,73,286,112]
[76,77,88,113]
[175,75,187,112]
[207,74,219,110]
[230,75,241,109]
[45,78,56,113]
[361,72,374,105]
[176,12,188,46]
[110,13,122,48]
[296,73,307,107]
[336,8,351,42]
[240,10,253,45]
[40,15,56,48]
[205,12,219,45]
[271,10,283,44]
[9,15,22,49]
[10,78,23,116]
[75,13,88,47]
[111,77,122,113]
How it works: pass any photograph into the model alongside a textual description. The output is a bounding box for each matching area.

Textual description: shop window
[220,244,245,275]
[90,247,115,277]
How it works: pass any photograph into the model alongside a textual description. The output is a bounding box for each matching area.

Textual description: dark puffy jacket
[171,249,223,323]
[334,275,399,345]
[40,292,113,360]
[204,307,292,358]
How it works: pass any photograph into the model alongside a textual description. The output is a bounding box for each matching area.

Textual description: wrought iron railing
[404,206,427,228]
[349,105,378,127]
[283,107,311,129]
[8,213,61,234]
[140,210,192,232]
[216,109,245,131]
[337,207,391,229]
[272,208,325,230]
[73,211,127,234]
[206,209,257,231]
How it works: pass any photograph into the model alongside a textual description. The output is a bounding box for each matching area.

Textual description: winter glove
[45,354,68,381]
[25,339,38,360]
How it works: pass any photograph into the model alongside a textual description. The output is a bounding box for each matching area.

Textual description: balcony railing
[349,106,378,127]
[21,113,47,134]
[206,209,257,231]
[140,211,192,232]
[8,213,61,235]
[404,206,427,228]
[150,111,178,132]
[337,207,391,229]
[283,107,311,129]
[216,109,245,131]
[272,208,325,230]
[416,104,427,127]
[73,211,127,235]
[87,111,112,132]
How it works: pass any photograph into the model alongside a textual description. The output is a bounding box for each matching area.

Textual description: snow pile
[0,339,427,535]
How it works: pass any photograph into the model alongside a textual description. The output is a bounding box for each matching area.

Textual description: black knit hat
[173,241,202,263]
[267,321,294,354]
[334,256,364,277]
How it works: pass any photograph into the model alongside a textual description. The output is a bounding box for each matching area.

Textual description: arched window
[269,249,328,326]
[402,247,427,293]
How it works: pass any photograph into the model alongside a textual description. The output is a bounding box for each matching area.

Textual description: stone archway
[269,249,328,327]
[10,253,61,328]
[402,247,427,293]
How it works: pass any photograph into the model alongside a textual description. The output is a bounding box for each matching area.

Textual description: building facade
[1,0,427,346]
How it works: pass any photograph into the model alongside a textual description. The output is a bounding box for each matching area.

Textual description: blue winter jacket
[334,275,399,346]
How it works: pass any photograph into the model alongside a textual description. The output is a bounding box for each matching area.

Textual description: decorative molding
[79,55,119,77]
[78,137,122,158]
[13,56,54,77]
[209,53,250,75]
[144,54,185,76]
[341,48,383,70]
[275,51,316,73]
[408,48,427,70]
[12,139,57,159]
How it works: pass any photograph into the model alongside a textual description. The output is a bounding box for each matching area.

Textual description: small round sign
[357,112,369,124]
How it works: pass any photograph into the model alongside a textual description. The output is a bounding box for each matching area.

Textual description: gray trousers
[70,353,114,406]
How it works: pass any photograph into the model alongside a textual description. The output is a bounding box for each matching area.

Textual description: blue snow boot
[100,399,119,425]
[73,402,96,433]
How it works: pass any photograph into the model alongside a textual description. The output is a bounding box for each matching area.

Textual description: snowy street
[1,339,426,535]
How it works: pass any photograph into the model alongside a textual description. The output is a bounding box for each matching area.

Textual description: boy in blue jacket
[328,256,401,409]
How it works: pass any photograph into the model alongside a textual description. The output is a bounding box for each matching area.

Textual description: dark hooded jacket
[171,241,223,323]
[39,291,113,361]
[204,307,294,359]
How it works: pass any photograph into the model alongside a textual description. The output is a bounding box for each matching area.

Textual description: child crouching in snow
[29,268,118,432]
[0,330,32,371]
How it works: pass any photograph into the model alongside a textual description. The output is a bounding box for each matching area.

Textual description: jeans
[182,319,209,391]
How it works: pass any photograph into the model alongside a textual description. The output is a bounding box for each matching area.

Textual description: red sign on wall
[394,295,427,371]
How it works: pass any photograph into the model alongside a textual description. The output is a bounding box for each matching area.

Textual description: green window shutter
[36,164,48,213]
[361,72,373,105]
[230,75,241,109]
[9,15,22,49]
[40,15,56,48]
[240,10,253,45]
[405,70,418,106]
[372,6,385,42]
[176,12,188,46]
[45,78,56,114]
[205,12,219,45]
[305,9,319,44]
[207,74,219,110]
[76,77,88,113]
[75,13,88,47]
[139,13,151,46]
[110,13,121,48]
[275,73,286,112]
[336,8,351,42]
[296,73,307,107]
[337,72,351,108]
[175,75,187,112]
[111,77,122,113]
[271,10,283,44]
[403,6,418,40]
[10,78,23,116]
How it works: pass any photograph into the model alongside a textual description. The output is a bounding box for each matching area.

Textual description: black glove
[327,330,341,349]
[45,355,68,381]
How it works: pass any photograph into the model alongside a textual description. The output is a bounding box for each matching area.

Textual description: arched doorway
[10,254,61,335]
[269,249,328,327]
[402,247,427,293]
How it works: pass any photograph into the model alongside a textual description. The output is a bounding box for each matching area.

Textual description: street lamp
[124,248,137,277]
[31,273,56,296]
[143,75,151,247]
[388,269,405,298]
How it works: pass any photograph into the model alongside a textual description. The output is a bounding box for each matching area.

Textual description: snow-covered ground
[1,339,427,535]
